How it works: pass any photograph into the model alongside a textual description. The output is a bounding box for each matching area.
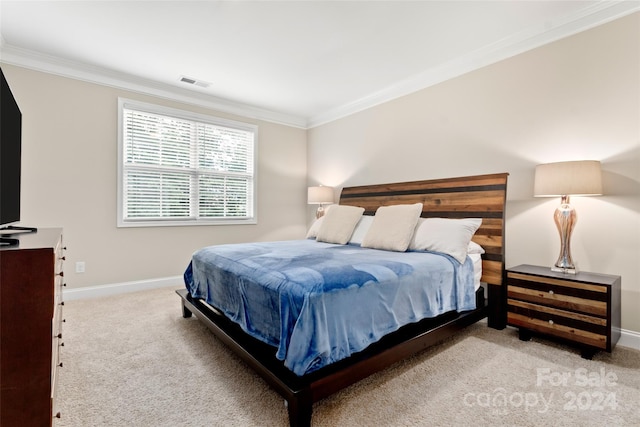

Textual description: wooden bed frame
[176,172,509,426]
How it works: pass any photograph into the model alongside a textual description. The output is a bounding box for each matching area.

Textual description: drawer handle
[56,333,62,339]
[60,256,66,261]
[55,412,61,419]
[58,362,63,368]
[548,290,554,295]
[548,319,554,325]
[58,271,64,277]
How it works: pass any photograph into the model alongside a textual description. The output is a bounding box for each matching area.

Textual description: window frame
[117,98,258,228]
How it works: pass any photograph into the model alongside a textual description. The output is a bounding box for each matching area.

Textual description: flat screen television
[1,67,22,230]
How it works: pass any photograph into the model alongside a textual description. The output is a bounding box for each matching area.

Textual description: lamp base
[551,266,578,275]
[552,195,578,275]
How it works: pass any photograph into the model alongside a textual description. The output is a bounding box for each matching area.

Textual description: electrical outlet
[75,261,85,273]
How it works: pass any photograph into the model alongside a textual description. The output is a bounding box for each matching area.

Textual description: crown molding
[307,1,640,128]
[0,44,308,129]
[1,2,637,130]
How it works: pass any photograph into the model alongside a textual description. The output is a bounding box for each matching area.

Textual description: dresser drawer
[51,332,62,422]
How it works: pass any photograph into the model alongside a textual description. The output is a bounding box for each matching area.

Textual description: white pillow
[361,203,423,252]
[316,205,365,244]
[468,241,485,254]
[409,218,482,263]
[306,216,324,239]
[348,215,375,245]
[306,205,339,238]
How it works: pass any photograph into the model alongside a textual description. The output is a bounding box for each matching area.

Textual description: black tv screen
[0,67,22,228]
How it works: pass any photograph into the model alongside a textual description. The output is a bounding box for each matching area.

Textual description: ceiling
[0,1,638,128]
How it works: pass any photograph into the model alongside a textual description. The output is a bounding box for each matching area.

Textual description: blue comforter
[184,239,475,376]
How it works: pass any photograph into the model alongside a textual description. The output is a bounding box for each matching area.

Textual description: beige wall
[308,14,640,333]
[2,65,308,288]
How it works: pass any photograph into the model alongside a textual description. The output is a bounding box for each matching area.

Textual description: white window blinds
[118,99,257,227]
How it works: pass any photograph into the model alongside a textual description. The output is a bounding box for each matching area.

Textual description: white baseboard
[618,328,640,351]
[62,278,640,351]
[62,276,183,301]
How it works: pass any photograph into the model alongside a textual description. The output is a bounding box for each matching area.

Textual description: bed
[177,172,509,426]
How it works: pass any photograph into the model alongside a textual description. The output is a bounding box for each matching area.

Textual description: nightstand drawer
[507,299,607,349]
[507,272,608,317]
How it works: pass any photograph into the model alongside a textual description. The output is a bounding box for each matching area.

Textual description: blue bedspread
[184,240,475,376]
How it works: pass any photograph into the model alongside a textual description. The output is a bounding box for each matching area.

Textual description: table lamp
[534,160,602,273]
[307,186,334,219]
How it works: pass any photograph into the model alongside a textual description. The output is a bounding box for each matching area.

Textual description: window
[117,99,257,227]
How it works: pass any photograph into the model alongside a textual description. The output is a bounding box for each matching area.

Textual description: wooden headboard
[339,173,509,289]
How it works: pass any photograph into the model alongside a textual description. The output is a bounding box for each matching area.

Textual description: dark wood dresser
[1,228,65,426]
[507,264,621,359]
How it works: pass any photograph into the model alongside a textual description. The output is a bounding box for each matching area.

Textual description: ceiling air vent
[179,76,210,88]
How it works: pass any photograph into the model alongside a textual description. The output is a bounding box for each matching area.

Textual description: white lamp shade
[534,160,603,197]
[307,186,334,204]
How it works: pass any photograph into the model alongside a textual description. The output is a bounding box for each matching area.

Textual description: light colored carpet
[57,287,640,426]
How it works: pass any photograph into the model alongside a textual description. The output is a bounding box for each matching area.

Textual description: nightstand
[506,264,621,359]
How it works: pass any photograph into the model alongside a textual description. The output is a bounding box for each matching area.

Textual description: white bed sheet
[470,253,482,291]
